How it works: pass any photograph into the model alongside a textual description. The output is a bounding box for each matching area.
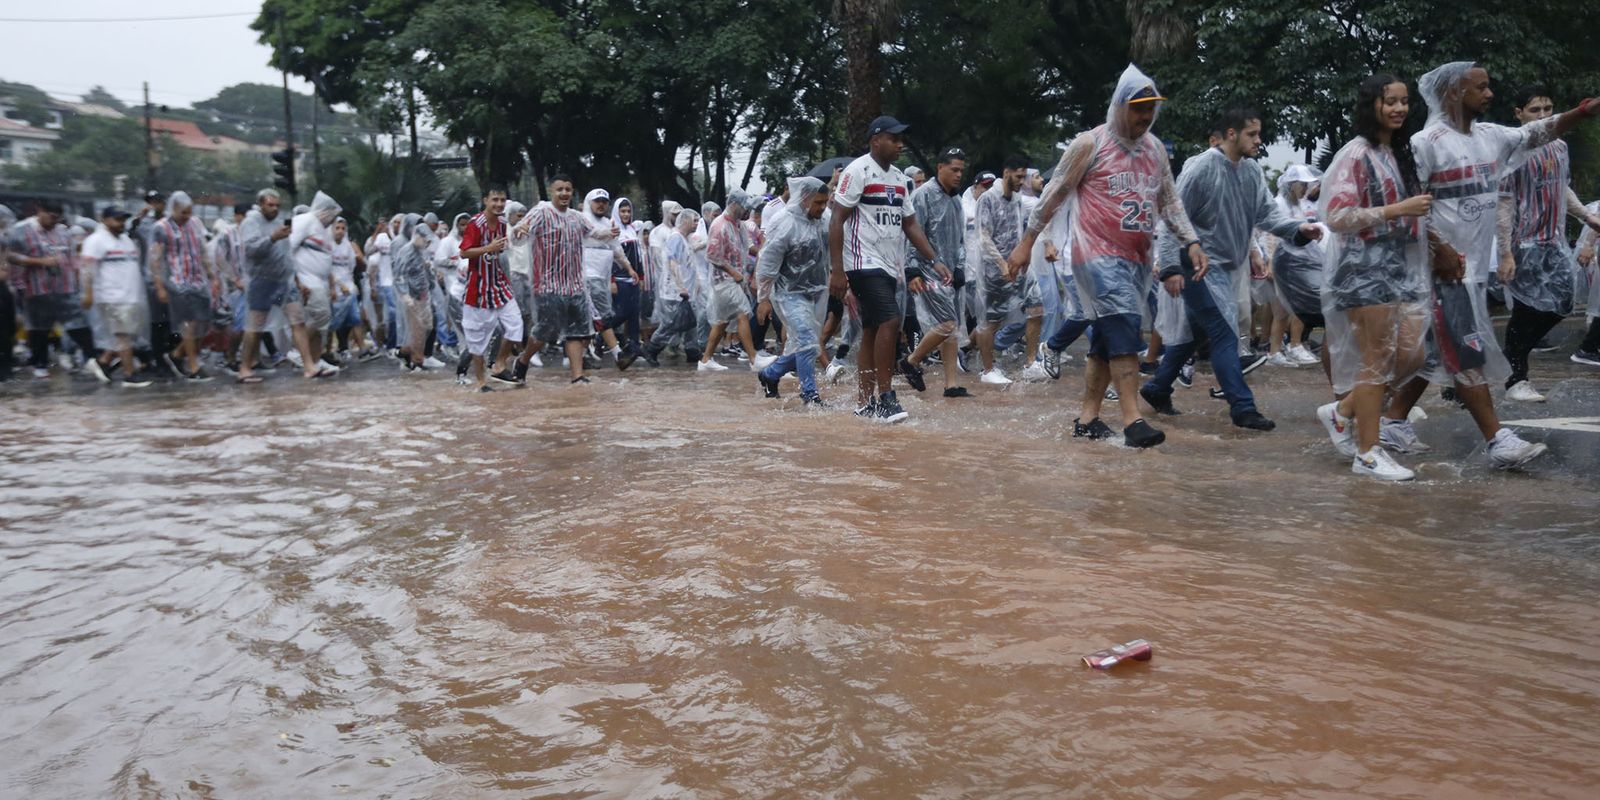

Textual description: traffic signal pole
[277,9,297,202]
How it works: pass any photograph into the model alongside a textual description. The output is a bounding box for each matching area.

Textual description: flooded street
[3,340,1599,799]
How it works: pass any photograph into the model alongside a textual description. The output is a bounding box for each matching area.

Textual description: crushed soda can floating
[1083,639,1154,669]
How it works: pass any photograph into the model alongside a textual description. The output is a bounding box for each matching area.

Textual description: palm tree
[1125,0,1195,61]
[838,0,900,146]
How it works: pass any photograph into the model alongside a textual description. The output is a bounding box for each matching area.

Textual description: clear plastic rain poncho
[1270,164,1328,318]
[975,183,1029,328]
[656,208,699,300]
[1028,64,1195,325]
[83,220,152,352]
[291,191,341,284]
[1317,135,1432,395]
[581,189,622,282]
[756,178,830,358]
[390,214,438,348]
[1412,61,1560,386]
[241,197,293,284]
[1579,201,1600,320]
[1500,139,1580,315]
[908,178,967,334]
[1154,143,1305,346]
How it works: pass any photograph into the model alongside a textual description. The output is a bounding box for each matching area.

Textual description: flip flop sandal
[237,375,264,384]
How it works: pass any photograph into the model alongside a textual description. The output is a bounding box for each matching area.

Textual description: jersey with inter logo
[1070,124,1168,268]
[1413,121,1530,282]
[833,154,916,276]
[1503,139,1569,245]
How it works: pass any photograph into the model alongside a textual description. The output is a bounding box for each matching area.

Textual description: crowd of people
[5,60,1599,482]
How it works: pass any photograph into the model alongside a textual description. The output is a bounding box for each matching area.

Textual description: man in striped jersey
[828,115,944,423]
[7,198,100,379]
[511,175,597,384]
[1382,62,1599,467]
[150,191,220,381]
[456,185,524,392]
[1494,84,1600,403]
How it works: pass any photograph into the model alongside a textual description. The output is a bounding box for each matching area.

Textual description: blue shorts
[333,294,362,329]
[1086,313,1143,360]
[229,289,247,332]
[247,277,290,313]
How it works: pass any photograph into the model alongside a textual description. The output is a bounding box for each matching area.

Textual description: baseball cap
[591,189,611,201]
[233,202,252,215]
[100,205,131,219]
[975,171,997,185]
[1127,84,1166,104]
[937,147,968,164]
[865,115,909,140]
[144,190,162,201]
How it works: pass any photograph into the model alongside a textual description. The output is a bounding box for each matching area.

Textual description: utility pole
[311,83,321,187]
[143,82,156,193]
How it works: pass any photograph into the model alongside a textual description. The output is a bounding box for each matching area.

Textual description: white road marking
[1501,417,1600,434]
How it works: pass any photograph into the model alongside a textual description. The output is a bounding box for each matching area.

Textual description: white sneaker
[824,361,846,384]
[1020,361,1048,382]
[1317,401,1357,458]
[86,359,110,383]
[1105,386,1119,400]
[1267,351,1297,368]
[1043,342,1071,364]
[422,356,447,370]
[530,353,544,368]
[1352,447,1415,481]
[1379,418,1430,453]
[980,368,1012,385]
[1288,344,1320,365]
[750,352,777,371]
[697,359,728,372]
[286,349,304,367]
[1486,428,1548,468]
[1505,380,1546,403]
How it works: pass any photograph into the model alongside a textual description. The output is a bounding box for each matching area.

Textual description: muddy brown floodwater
[2,357,1599,799]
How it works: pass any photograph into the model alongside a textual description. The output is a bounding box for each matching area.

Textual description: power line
[0,11,255,23]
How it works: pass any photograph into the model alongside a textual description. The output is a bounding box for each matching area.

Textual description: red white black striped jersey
[520,204,588,296]
[459,211,513,308]
[832,154,916,275]
[1503,139,1569,245]
[155,217,211,290]
[6,218,78,297]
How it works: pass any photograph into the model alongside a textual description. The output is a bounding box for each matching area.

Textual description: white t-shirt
[832,154,916,276]
[369,231,393,287]
[1412,121,1531,284]
[330,238,358,293]
[81,226,143,305]
[291,213,334,284]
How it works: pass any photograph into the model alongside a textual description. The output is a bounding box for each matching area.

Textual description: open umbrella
[805,156,856,179]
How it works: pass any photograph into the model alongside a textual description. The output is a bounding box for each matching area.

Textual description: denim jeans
[607,279,641,350]
[1142,275,1257,416]
[760,290,824,395]
[379,286,398,348]
[1048,318,1092,352]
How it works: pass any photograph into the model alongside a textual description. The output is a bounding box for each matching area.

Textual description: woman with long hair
[1315,74,1435,481]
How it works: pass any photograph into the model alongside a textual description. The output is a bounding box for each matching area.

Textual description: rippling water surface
[3,366,1598,798]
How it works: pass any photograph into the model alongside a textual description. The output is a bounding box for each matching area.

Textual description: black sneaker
[490,368,522,386]
[1532,336,1559,353]
[570,375,591,384]
[943,386,971,398]
[876,391,909,423]
[512,359,530,381]
[1440,386,1465,407]
[478,384,493,393]
[684,348,703,363]
[1176,357,1195,388]
[897,357,926,392]
[582,354,601,370]
[1232,410,1276,431]
[1138,361,1157,376]
[1240,351,1268,375]
[223,361,241,377]
[854,397,878,419]
[1072,417,1114,440]
[184,368,213,383]
[616,349,637,371]
[321,352,341,367]
[1123,418,1166,448]
[117,374,153,388]
[1209,387,1228,400]
[1572,349,1600,367]
[643,345,662,367]
[1139,387,1181,416]
[801,392,824,407]
[758,371,781,398]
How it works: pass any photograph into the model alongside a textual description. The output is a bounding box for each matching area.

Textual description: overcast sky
[0,2,313,110]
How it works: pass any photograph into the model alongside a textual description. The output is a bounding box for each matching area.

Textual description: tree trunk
[406,84,420,159]
[739,125,772,189]
[842,1,884,150]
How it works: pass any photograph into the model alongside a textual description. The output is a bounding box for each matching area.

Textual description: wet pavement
[2,316,1598,798]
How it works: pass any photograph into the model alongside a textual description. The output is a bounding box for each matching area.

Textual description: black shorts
[846,270,900,328]
[826,294,843,321]
[1295,311,1325,331]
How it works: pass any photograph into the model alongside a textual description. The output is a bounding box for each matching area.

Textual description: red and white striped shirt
[7,218,78,297]
[520,204,587,296]
[155,217,210,290]
[459,211,513,309]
